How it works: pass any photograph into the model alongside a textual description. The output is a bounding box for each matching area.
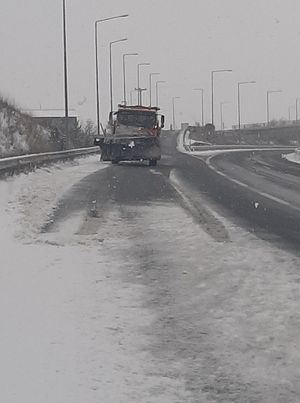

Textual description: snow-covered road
[1,155,300,402]
[0,156,191,402]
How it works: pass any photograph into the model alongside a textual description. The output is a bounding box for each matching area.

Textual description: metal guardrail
[190,144,294,152]
[0,146,99,175]
[181,127,295,153]
[182,126,299,153]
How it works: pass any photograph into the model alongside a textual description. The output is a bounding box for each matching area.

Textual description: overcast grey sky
[1,0,300,128]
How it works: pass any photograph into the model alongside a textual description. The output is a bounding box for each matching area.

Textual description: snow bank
[284,149,300,164]
[176,129,188,153]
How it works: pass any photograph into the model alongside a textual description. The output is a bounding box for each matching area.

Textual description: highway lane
[210,150,300,244]
[174,148,300,245]
[209,150,300,209]
[34,139,300,402]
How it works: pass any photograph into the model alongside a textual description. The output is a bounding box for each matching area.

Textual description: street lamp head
[124,52,138,56]
[212,69,233,73]
[138,62,151,67]
[268,89,282,94]
[238,81,256,85]
[150,72,160,76]
[96,14,129,24]
[110,38,127,45]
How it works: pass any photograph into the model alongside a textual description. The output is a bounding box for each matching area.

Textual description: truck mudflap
[101,137,161,162]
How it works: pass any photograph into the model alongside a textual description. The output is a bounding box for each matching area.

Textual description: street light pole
[211,69,232,126]
[220,102,229,130]
[155,80,166,107]
[237,81,256,129]
[288,105,294,122]
[122,53,138,106]
[172,96,180,130]
[149,73,160,106]
[193,88,204,126]
[220,102,224,130]
[94,14,128,135]
[137,63,150,105]
[109,38,127,115]
[130,90,135,105]
[267,90,282,124]
[62,0,69,149]
[296,98,300,124]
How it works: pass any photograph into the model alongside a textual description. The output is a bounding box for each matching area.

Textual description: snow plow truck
[95,104,165,166]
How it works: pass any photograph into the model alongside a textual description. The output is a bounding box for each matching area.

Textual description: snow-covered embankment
[0,97,52,157]
[284,148,300,164]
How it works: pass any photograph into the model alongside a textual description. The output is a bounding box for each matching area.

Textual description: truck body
[99,105,165,166]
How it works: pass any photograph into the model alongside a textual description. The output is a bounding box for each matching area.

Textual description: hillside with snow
[0,97,54,157]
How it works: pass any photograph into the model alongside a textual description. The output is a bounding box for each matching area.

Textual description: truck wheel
[149,160,157,167]
[111,159,119,165]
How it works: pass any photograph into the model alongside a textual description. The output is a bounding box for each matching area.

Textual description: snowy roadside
[4,155,105,241]
[284,149,300,164]
[0,157,191,402]
[176,129,188,153]
[0,155,118,402]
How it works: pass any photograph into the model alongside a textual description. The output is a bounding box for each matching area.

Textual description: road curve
[175,147,300,245]
[207,150,300,210]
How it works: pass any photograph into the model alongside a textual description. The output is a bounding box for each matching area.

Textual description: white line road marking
[188,150,300,212]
